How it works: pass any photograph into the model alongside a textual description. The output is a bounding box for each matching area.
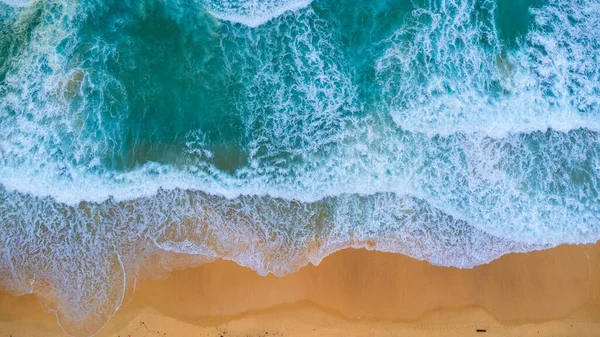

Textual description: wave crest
[205,0,314,27]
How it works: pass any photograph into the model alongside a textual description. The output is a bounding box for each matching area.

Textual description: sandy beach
[1,243,600,336]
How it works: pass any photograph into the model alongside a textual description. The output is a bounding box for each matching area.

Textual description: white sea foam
[205,0,314,27]
[0,0,597,242]
[0,0,598,243]
[377,0,600,137]
[0,0,31,7]
[0,186,554,335]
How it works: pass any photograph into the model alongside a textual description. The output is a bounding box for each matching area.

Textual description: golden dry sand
[2,243,600,337]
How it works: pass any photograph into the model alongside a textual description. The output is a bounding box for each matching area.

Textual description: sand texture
[1,243,600,336]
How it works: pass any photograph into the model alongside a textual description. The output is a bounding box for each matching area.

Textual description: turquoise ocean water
[1,0,599,335]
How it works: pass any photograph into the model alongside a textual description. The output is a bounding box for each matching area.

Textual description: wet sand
[2,243,600,336]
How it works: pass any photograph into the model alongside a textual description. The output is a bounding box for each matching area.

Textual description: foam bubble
[205,0,314,27]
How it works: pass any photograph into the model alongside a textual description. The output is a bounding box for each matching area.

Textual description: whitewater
[0,0,599,335]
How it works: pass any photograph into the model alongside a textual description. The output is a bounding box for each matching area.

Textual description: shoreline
[2,243,600,336]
